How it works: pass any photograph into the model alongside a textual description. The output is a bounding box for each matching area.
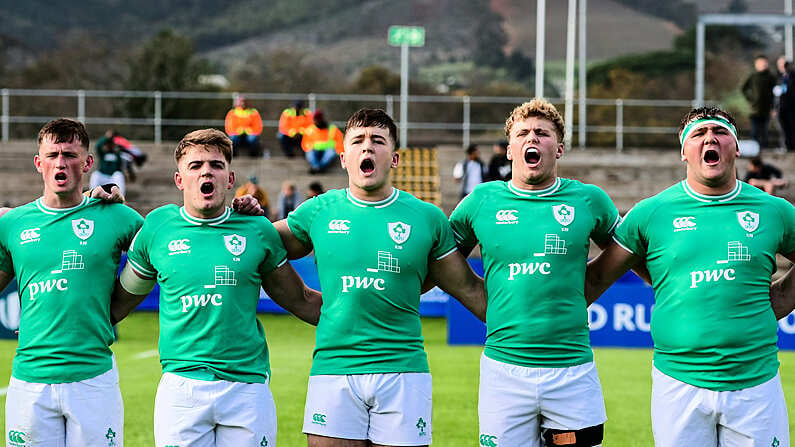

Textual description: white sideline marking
[0,387,7,396]
[132,349,159,360]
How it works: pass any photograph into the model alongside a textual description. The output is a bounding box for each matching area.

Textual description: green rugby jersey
[450,178,619,367]
[126,205,287,383]
[615,180,795,391]
[287,188,456,375]
[0,197,142,383]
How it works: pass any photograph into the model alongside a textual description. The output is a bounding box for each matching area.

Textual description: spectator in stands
[486,139,511,181]
[742,55,778,149]
[277,100,312,158]
[95,129,147,182]
[90,138,127,195]
[224,96,263,157]
[301,110,344,174]
[277,180,302,220]
[775,55,795,151]
[453,144,486,198]
[745,156,789,194]
[306,181,325,199]
[235,175,270,219]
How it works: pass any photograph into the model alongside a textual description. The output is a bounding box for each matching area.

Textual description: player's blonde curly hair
[504,99,564,142]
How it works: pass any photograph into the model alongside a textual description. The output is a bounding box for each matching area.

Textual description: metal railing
[0,88,701,150]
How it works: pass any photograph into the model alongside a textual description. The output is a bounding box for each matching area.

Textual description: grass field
[1,312,795,446]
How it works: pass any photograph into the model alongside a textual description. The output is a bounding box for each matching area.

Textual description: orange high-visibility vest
[225,107,263,136]
[278,108,312,137]
[301,125,344,154]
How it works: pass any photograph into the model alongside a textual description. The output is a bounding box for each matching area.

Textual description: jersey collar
[681,179,742,203]
[35,196,89,215]
[507,177,561,198]
[345,188,399,208]
[179,206,232,225]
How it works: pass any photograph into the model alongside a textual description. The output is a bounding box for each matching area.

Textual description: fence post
[77,90,86,123]
[308,93,317,112]
[462,95,471,149]
[615,98,623,153]
[385,95,394,118]
[1,89,8,142]
[154,91,162,145]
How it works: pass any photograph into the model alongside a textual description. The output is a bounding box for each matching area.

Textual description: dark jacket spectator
[742,55,778,148]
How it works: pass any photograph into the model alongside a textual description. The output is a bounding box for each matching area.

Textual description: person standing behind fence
[742,55,777,149]
[485,140,511,181]
[225,96,263,157]
[775,55,795,151]
[278,100,312,158]
[277,180,302,220]
[453,144,486,199]
[301,110,343,174]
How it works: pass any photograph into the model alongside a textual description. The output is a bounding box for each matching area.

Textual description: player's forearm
[110,282,149,325]
[771,266,795,320]
[430,253,487,322]
[263,264,321,325]
[451,276,487,322]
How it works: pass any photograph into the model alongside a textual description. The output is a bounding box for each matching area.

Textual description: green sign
[388,26,425,47]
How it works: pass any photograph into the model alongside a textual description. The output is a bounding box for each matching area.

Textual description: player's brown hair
[37,118,90,150]
[174,128,233,164]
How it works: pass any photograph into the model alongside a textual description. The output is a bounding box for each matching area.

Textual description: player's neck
[183,204,227,219]
[348,184,393,202]
[510,176,557,191]
[685,174,737,196]
[41,190,84,209]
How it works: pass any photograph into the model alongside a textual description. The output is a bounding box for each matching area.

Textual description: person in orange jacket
[225,96,263,157]
[277,100,312,158]
[301,110,343,174]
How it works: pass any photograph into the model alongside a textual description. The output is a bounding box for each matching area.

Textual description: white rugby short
[303,373,433,446]
[154,372,276,447]
[651,366,789,447]
[5,362,123,447]
[478,354,607,447]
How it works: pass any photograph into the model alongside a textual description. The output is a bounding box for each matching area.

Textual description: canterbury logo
[673,216,696,230]
[168,239,191,252]
[20,228,40,242]
[328,220,350,232]
[496,210,518,222]
[8,430,26,444]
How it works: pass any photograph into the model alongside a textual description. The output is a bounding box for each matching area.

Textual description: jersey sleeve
[449,192,480,250]
[612,203,649,257]
[112,204,144,251]
[586,185,621,246]
[125,218,157,278]
[258,218,289,274]
[286,197,318,249]
[776,198,795,255]
[428,204,457,260]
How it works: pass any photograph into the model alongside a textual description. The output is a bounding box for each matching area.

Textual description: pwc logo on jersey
[495,209,518,224]
[71,219,94,240]
[224,234,246,256]
[19,228,40,245]
[737,211,759,233]
[673,216,697,232]
[328,219,350,234]
[168,239,191,255]
[553,204,575,226]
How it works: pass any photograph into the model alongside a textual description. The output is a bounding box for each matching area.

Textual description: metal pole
[564,0,577,150]
[695,20,706,106]
[308,93,317,112]
[615,99,624,152]
[385,95,394,117]
[400,42,409,148]
[77,90,86,123]
[462,95,471,149]
[536,0,546,98]
[154,91,162,145]
[787,0,793,61]
[1,89,9,142]
[578,0,587,149]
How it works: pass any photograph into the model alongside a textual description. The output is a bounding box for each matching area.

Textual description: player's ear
[506,145,513,161]
[83,154,94,173]
[33,155,42,173]
[339,151,347,170]
[227,170,235,190]
[391,150,399,168]
[556,143,564,159]
[174,171,184,191]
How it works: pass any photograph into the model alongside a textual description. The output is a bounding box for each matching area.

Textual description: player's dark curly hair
[344,109,399,149]
[37,118,89,150]
[678,107,737,134]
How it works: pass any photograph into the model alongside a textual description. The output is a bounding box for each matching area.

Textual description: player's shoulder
[87,199,142,219]
[142,204,180,227]
[623,182,681,220]
[396,189,446,218]
[559,178,610,199]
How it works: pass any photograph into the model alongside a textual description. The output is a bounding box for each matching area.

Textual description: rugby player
[449,99,615,447]
[110,129,321,446]
[0,119,142,446]
[273,108,486,447]
[586,106,795,446]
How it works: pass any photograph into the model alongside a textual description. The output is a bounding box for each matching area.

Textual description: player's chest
[13,216,118,266]
[153,229,262,278]
[475,201,592,256]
